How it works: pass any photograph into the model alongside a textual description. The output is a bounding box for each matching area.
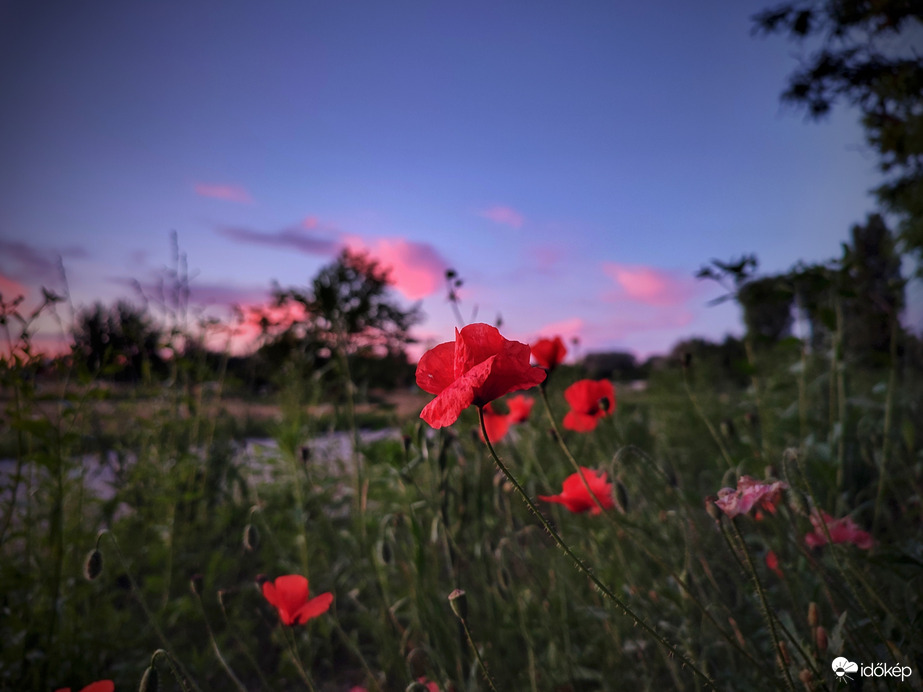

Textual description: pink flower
[714,476,788,519]
[539,468,615,515]
[417,677,440,691]
[804,511,874,550]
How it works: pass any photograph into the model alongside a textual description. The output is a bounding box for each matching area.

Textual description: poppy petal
[416,341,456,395]
[292,591,334,624]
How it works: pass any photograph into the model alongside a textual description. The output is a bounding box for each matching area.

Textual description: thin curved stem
[477,407,716,691]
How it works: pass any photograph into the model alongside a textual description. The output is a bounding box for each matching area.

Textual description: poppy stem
[681,368,736,470]
[282,625,318,692]
[726,517,796,692]
[191,588,249,692]
[453,612,499,691]
[477,407,717,691]
[96,530,203,692]
[537,385,610,516]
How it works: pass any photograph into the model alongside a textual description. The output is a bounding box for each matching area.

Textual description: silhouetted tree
[753,0,923,265]
[72,301,164,381]
[840,213,904,360]
[276,249,422,358]
[737,275,795,343]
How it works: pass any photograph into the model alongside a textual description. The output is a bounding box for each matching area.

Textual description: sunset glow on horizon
[2,1,918,361]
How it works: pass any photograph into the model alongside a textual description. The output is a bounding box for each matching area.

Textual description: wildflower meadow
[1,238,921,692]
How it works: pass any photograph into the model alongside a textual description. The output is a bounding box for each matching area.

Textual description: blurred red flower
[416,323,545,428]
[714,476,788,519]
[804,510,874,550]
[539,468,615,514]
[531,336,567,370]
[765,550,783,577]
[562,379,615,431]
[54,682,114,692]
[505,394,534,423]
[479,403,513,443]
[418,678,440,691]
[261,575,333,626]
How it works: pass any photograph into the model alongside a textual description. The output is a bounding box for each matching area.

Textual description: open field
[2,331,922,692]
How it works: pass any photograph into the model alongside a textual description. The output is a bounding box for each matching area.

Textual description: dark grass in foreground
[1,322,922,691]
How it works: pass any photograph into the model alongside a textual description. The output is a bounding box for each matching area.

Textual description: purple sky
[1,1,914,359]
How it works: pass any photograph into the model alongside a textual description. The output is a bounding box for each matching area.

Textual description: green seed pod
[139,665,159,692]
[243,523,260,552]
[84,549,103,581]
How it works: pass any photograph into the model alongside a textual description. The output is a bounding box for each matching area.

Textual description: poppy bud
[301,446,311,465]
[616,481,629,513]
[190,573,204,597]
[815,626,828,653]
[720,419,736,440]
[798,669,812,689]
[448,588,467,620]
[139,665,159,692]
[402,434,412,453]
[778,640,790,665]
[243,523,260,552]
[598,397,610,413]
[84,549,103,581]
[445,269,457,280]
[375,539,392,565]
[682,352,692,369]
[405,647,428,677]
[705,496,721,522]
[807,602,819,628]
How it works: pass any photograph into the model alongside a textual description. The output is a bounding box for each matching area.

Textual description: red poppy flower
[416,324,546,428]
[417,678,440,692]
[765,550,783,577]
[54,682,114,692]
[531,336,567,370]
[804,511,874,550]
[505,394,534,423]
[539,468,615,514]
[479,403,513,443]
[562,379,615,432]
[714,476,788,519]
[261,575,333,626]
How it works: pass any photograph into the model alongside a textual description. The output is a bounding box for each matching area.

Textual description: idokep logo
[831,656,913,683]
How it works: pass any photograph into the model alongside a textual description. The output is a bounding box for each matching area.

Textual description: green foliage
[753,0,923,264]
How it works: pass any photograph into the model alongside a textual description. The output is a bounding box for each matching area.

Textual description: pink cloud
[344,236,450,300]
[480,205,524,229]
[194,183,254,204]
[535,317,584,342]
[0,273,28,300]
[602,263,695,307]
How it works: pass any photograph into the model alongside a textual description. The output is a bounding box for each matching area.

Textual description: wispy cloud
[194,183,254,204]
[344,236,450,300]
[602,262,696,307]
[108,275,272,310]
[0,239,87,282]
[217,224,341,256]
[480,205,525,229]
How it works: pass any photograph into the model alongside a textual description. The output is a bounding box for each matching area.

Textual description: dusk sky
[2,1,914,360]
